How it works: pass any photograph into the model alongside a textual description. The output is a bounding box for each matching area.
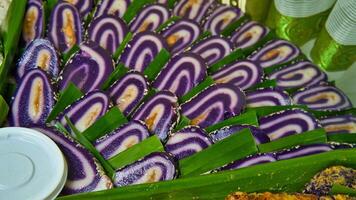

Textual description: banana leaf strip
[101,63,129,90]
[245,105,309,118]
[247,79,277,91]
[122,0,155,24]
[62,45,80,66]
[156,16,181,33]
[220,15,250,37]
[113,32,133,61]
[208,49,245,74]
[327,133,356,145]
[0,95,9,125]
[174,115,191,132]
[143,49,171,81]
[331,184,356,197]
[179,76,215,104]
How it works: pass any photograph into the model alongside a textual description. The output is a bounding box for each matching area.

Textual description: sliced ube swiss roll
[48,2,82,53]
[114,152,178,187]
[129,4,170,33]
[269,61,328,89]
[219,153,276,171]
[63,0,94,18]
[59,41,114,93]
[87,15,128,55]
[120,31,168,72]
[17,39,59,80]
[108,71,148,116]
[22,0,45,45]
[276,144,332,160]
[320,115,356,134]
[165,126,212,160]
[162,19,202,54]
[210,125,270,144]
[230,21,270,50]
[58,91,110,133]
[248,40,300,69]
[212,60,263,90]
[132,91,178,141]
[189,36,232,66]
[181,83,246,128]
[32,126,113,195]
[292,85,353,111]
[246,88,291,108]
[204,5,244,35]
[93,120,150,160]
[259,109,321,141]
[152,53,207,97]
[9,69,55,127]
[94,0,132,18]
[173,0,215,23]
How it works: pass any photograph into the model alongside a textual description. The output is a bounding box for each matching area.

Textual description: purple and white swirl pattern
[212,60,263,90]
[94,120,150,160]
[94,0,132,18]
[246,88,291,108]
[189,36,232,66]
[259,109,320,141]
[292,85,353,111]
[152,53,207,97]
[219,153,276,171]
[63,0,94,18]
[173,0,215,23]
[22,0,45,45]
[165,126,212,160]
[321,115,356,134]
[181,83,246,128]
[231,21,270,49]
[210,125,270,144]
[276,144,332,160]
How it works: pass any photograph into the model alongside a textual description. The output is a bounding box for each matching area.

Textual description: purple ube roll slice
[269,61,328,89]
[17,39,59,80]
[152,53,207,97]
[246,88,291,108]
[108,71,148,116]
[120,31,168,72]
[87,15,128,55]
[204,4,244,35]
[173,0,215,23]
[129,4,170,33]
[320,114,356,134]
[210,125,270,144]
[231,21,270,49]
[22,0,45,45]
[114,152,178,187]
[32,126,113,195]
[292,85,353,111]
[259,109,321,141]
[189,36,232,66]
[94,0,131,18]
[9,69,55,127]
[162,19,202,54]
[248,40,300,69]
[276,144,332,160]
[93,120,150,160]
[132,91,178,141]
[212,60,263,90]
[63,0,94,18]
[219,153,276,171]
[48,2,82,53]
[181,83,246,128]
[59,41,114,93]
[59,91,110,133]
[165,126,212,160]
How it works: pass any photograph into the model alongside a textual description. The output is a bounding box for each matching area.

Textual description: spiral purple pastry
[9,69,55,127]
[32,126,113,195]
[93,120,150,160]
[63,0,94,18]
[276,144,332,160]
[17,39,59,80]
[246,88,291,108]
[292,85,353,111]
[59,91,110,133]
[320,115,356,134]
[132,91,178,141]
[269,61,328,89]
[189,36,232,66]
[204,5,243,35]
[173,0,215,23]
[165,126,212,160]
[129,4,170,33]
[212,60,263,90]
[259,109,320,141]
[181,83,246,128]
[59,41,114,93]
[87,15,128,55]
[248,40,300,69]
[210,125,270,144]
[230,21,270,49]
[220,153,276,171]
[108,71,148,116]
[114,152,177,187]
[152,53,207,97]
[120,32,168,72]
[22,0,45,45]
[48,2,82,53]
[162,19,202,54]
[94,0,132,18]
